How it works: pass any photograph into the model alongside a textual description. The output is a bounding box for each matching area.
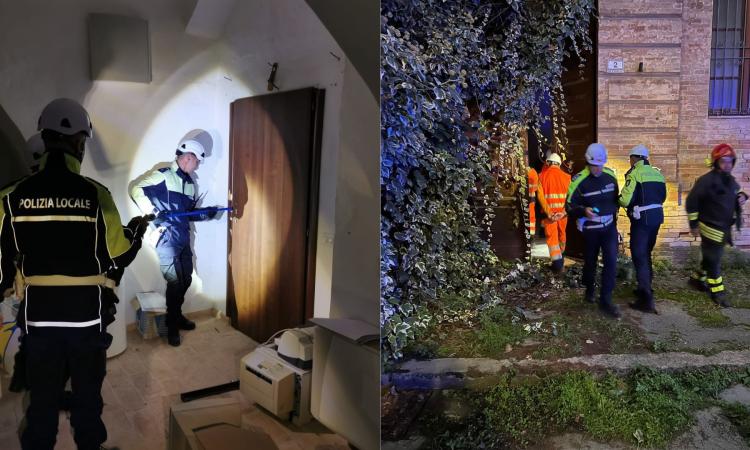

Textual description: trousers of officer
[582,224,618,305]
[630,222,660,303]
[21,327,109,450]
[159,246,193,331]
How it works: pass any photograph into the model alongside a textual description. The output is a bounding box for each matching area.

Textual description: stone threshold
[384,350,750,389]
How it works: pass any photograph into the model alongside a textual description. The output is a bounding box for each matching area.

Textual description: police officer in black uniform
[686,143,748,307]
[0,98,146,450]
[566,143,621,318]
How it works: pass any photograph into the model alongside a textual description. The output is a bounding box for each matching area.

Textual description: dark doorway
[561,14,598,258]
[227,88,324,343]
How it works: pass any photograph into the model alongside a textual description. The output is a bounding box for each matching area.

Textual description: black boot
[688,276,709,292]
[178,315,196,330]
[629,288,658,314]
[167,331,181,347]
[167,319,181,346]
[712,292,731,308]
[584,288,596,304]
[628,300,658,314]
[550,259,564,274]
[599,301,621,319]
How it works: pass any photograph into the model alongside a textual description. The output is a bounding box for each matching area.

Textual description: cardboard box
[195,424,278,450]
[131,292,168,339]
[168,397,278,450]
[169,397,241,450]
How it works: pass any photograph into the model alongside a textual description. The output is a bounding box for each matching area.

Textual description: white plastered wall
[0,0,377,327]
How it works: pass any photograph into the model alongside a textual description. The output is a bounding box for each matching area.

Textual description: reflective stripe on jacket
[566,166,620,228]
[686,169,744,241]
[539,165,571,213]
[618,160,666,226]
[130,160,211,256]
[0,150,139,329]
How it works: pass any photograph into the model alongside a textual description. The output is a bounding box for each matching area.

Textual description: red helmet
[711,143,736,164]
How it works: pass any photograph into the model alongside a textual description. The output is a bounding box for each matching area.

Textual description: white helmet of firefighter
[585,143,608,166]
[37,98,93,138]
[629,144,649,159]
[176,138,205,161]
[546,153,562,165]
[175,129,213,161]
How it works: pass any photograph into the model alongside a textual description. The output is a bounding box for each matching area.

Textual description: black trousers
[159,246,193,333]
[630,222,661,304]
[21,327,109,450]
[582,224,618,305]
[701,237,726,298]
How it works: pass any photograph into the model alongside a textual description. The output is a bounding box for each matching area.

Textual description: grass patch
[474,307,529,357]
[418,367,750,448]
[654,287,730,327]
[722,403,750,446]
[403,304,529,359]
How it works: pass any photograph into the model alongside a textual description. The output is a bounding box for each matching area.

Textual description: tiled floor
[0,314,350,449]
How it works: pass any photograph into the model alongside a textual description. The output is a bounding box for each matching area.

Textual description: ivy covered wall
[380,0,596,361]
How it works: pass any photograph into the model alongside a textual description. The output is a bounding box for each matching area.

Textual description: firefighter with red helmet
[686,143,748,307]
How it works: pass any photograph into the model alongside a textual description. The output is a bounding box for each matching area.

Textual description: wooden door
[227,88,324,343]
[561,14,597,258]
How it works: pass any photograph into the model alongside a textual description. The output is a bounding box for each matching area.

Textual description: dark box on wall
[88,13,151,82]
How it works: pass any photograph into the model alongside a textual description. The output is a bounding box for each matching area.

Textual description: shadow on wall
[0,103,31,186]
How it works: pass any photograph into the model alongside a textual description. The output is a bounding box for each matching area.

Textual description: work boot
[599,302,621,319]
[688,277,709,292]
[178,315,196,330]
[550,259,564,274]
[168,334,181,347]
[712,292,731,308]
[584,289,596,304]
[167,328,181,347]
[628,300,658,314]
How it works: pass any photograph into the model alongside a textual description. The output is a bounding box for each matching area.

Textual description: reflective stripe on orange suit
[539,165,571,260]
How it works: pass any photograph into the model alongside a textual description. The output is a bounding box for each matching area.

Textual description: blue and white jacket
[130,161,211,257]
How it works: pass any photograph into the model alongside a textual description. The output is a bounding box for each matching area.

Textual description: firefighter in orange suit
[539,153,571,272]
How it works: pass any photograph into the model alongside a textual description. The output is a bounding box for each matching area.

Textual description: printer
[275,327,314,370]
[240,327,315,425]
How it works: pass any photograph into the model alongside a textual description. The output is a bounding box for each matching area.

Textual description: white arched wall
[0,0,376,326]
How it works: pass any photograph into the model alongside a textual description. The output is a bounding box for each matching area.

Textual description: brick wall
[598,0,750,260]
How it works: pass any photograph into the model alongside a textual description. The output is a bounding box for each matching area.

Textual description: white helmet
[37,98,92,138]
[585,143,607,166]
[176,129,212,161]
[546,153,562,165]
[629,144,649,158]
[176,138,205,161]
